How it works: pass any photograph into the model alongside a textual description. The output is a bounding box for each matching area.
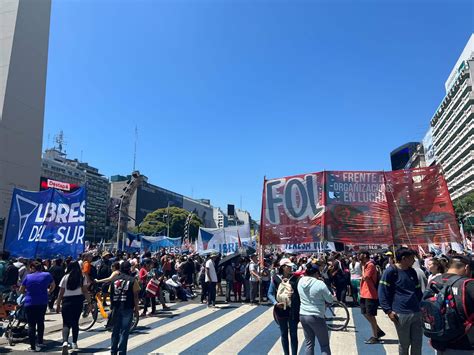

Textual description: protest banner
[141,236,182,254]
[260,166,461,247]
[197,224,255,255]
[4,187,86,259]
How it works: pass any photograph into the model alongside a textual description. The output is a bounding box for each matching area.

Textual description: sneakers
[72,343,78,350]
[364,337,380,344]
[27,347,40,352]
[62,341,69,355]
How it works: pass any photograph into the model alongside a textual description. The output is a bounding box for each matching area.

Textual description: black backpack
[97,261,111,280]
[420,275,474,343]
[3,263,18,286]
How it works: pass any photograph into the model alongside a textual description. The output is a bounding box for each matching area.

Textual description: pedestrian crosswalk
[0,302,436,354]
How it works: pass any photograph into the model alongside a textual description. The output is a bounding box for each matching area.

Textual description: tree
[132,207,203,240]
[453,192,474,232]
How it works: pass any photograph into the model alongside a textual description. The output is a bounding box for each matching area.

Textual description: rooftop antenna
[54,130,66,153]
[133,125,138,171]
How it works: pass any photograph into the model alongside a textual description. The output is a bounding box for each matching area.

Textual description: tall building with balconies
[430,34,474,201]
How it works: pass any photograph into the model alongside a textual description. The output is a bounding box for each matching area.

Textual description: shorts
[360,297,378,316]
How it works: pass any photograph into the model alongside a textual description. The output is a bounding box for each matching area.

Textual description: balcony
[433,78,470,134]
[435,95,472,150]
[445,150,474,180]
[437,118,474,162]
[451,182,474,201]
[443,135,474,169]
[448,163,474,189]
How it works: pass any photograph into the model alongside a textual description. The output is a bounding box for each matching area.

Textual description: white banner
[197,224,254,255]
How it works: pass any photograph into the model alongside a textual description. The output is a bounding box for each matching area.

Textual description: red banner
[260,166,461,247]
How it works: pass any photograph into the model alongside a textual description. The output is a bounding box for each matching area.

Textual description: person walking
[268,258,301,355]
[109,261,140,355]
[249,254,260,304]
[358,251,385,344]
[48,258,65,312]
[378,247,423,355]
[19,261,55,352]
[427,255,474,354]
[205,253,218,308]
[56,261,92,354]
[298,262,333,355]
[349,255,362,306]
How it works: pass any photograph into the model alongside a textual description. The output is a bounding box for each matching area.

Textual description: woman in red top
[139,259,156,316]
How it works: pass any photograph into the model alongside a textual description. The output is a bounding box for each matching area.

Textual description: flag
[418,245,426,257]
[237,229,242,248]
[460,222,467,250]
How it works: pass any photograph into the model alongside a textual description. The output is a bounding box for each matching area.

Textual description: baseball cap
[279,258,295,267]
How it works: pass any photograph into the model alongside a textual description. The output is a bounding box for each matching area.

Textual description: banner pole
[259,176,266,268]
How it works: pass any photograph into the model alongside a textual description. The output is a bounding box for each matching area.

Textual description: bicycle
[79,284,138,332]
[325,300,350,331]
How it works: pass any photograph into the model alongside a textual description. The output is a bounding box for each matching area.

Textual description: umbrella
[199,249,219,256]
[218,246,257,267]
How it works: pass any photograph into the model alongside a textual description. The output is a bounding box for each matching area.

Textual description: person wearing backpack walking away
[422,255,474,355]
[378,247,423,355]
[97,252,113,306]
[358,250,385,345]
[56,261,92,354]
[109,261,140,355]
[19,261,55,352]
[205,253,219,308]
[268,258,301,355]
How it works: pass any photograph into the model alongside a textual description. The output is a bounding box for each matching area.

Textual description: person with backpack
[358,250,385,344]
[421,255,474,354]
[378,247,423,355]
[267,258,301,355]
[109,261,140,355]
[56,261,92,354]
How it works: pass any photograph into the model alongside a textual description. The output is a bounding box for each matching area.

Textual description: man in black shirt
[48,259,65,311]
[429,255,474,355]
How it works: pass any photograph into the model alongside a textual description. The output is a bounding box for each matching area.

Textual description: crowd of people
[0,246,472,355]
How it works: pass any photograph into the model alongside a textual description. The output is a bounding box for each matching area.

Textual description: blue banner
[4,187,86,259]
[141,236,181,254]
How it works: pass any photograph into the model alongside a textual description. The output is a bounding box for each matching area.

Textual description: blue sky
[43,0,473,220]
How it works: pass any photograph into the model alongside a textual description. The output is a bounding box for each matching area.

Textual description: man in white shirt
[249,255,260,304]
[205,254,218,308]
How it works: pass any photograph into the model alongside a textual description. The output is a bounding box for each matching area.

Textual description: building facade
[0,0,51,240]
[41,149,110,240]
[110,175,218,231]
[430,35,474,201]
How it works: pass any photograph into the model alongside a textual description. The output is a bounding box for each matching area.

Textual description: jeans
[225,280,233,301]
[25,304,47,349]
[207,282,217,306]
[250,281,259,302]
[300,315,331,355]
[260,280,270,301]
[394,312,423,355]
[278,318,299,355]
[350,279,360,303]
[111,308,134,355]
[200,280,208,303]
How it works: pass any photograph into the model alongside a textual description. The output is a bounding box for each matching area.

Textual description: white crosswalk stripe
[0,302,437,354]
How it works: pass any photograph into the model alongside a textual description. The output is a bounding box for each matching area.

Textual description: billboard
[260,166,461,247]
[422,127,436,166]
[40,177,81,193]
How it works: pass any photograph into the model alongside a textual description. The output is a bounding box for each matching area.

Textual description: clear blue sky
[43,0,473,220]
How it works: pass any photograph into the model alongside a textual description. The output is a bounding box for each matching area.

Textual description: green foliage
[132,207,203,239]
[453,192,474,232]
